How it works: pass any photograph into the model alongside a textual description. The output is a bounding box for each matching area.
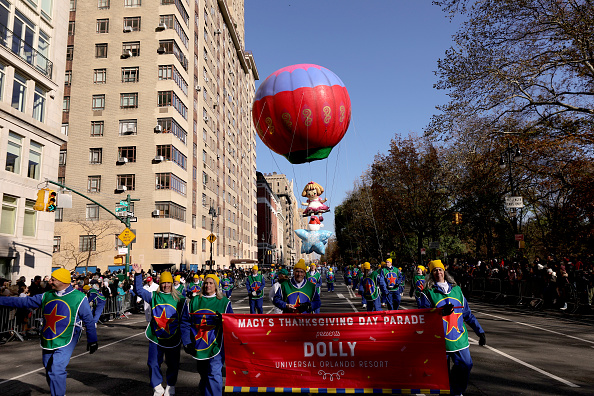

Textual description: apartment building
[54,0,258,273]
[0,0,69,280]
[256,171,281,266]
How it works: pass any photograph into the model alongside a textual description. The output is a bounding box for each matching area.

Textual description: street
[1,280,593,395]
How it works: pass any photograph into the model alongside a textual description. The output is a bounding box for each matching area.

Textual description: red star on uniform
[194,315,215,343]
[364,279,374,294]
[154,308,174,334]
[386,273,398,286]
[443,311,463,335]
[252,283,261,292]
[44,304,67,334]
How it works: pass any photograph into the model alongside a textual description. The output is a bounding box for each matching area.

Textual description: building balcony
[0,23,53,79]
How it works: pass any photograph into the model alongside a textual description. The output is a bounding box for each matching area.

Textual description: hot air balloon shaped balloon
[252,64,351,164]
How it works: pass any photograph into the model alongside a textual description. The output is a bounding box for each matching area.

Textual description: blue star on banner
[294,229,333,255]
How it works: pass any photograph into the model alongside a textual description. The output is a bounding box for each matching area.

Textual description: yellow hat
[83,285,91,291]
[252,265,258,271]
[429,260,445,273]
[310,263,316,268]
[205,273,220,286]
[418,265,426,272]
[174,275,181,282]
[199,275,204,279]
[362,262,371,270]
[193,274,200,279]
[294,259,307,271]
[386,258,392,263]
[160,272,173,283]
[51,268,71,284]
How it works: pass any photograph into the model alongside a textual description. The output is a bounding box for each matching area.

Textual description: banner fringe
[224,386,450,394]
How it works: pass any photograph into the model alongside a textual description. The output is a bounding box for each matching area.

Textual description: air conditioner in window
[157,46,166,54]
[195,86,202,92]
[156,23,167,32]
[120,50,132,59]
[203,116,209,122]
[154,155,165,162]
[122,127,135,135]
[154,125,162,133]
[205,77,209,82]
[117,157,128,164]
[203,55,208,60]
[116,185,127,192]
[156,184,163,189]
[152,210,160,217]
[123,26,133,33]
[216,155,220,160]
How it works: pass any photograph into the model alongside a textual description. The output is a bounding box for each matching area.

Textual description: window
[120,92,138,108]
[0,64,5,101]
[37,30,50,74]
[125,0,141,6]
[53,236,61,253]
[156,145,186,169]
[68,21,75,35]
[117,174,135,190]
[61,124,69,136]
[158,64,187,95]
[154,233,185,250]
[28,141,43,179]
[192,214,196,229]
[11,73,27,112]
[98,0,110,9]
[154,201,186,221]
[158,65,172,80]
[118,146,136,162]
[192,240,197,254]
[70,0,76,11]
[64,71,72,85]
[122,41,140,56]
[66,46,74,61]
[92,94,105,110]
[91,121,104,137]
[155,173,186,196]
[0,195,18,235]
[95,43,107,58]
[86,204,99,220]
[119,119,137,135]
[96,19,109,33]
[157,90,187,119]
[122,67,139,82]
[55,208,63,222]
[79,235,97,252]
[59,150,67,166]
[88,176,101,192]
[123,17,140,31]
[63,96,70,112]
[157,118,187,144]
[157,39,188,70]
[5,132,23,174]
[89,148,102,164]
[33,86,46,122]
[94,69,106,84]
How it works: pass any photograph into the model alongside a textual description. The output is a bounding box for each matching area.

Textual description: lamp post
[208,206,217,272]
[500,141,522,233]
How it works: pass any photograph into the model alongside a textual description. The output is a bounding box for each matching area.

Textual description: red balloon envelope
[252,64,351,164]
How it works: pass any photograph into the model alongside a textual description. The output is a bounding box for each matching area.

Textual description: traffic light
[33,189,48,211]
[45,190,57,212]
[452,212,462,225]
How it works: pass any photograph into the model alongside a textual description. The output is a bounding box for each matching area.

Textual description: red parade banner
[223,309,450,393]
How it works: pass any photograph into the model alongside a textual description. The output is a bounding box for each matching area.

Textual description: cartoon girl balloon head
[301,181,330,221]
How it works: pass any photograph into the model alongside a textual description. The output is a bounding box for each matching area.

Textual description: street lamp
[208,206,217,271]
[500,141,522,233]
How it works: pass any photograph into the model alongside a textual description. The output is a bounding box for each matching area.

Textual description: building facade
[0,0,69,280]
[54,0,258,273]
[256,171,281,267]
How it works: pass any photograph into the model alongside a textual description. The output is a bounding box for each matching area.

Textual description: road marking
[0,332,145,385]
[337,289,358,312]
[475,311,594,345]
[468,337,580,388]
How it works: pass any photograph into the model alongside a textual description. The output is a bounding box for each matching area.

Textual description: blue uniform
[0,286,97,396]
[326,272,335,292]
[381,266,402,310]
[273,278,322,313]
[87,288,106,323]
[246,273,265,314]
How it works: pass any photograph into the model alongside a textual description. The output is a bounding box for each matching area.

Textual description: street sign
[429,241,440,249]
[505,196,524,208]
[118,228,136,246]
[515,234,524,241]
[126,212,134,217]
[129,217,137,223]
[118,247,128,255]
[115,205,127,212]
[207,233,217,244]
[119,200,129,206]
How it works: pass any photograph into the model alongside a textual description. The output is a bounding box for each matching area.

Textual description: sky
[245,1,463,233]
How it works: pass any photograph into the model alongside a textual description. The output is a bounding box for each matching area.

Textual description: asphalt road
[1,279,593,395]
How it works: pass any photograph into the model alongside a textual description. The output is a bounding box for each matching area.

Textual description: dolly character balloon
[302,181,330,221]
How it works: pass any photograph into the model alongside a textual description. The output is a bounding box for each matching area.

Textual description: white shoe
[560,303,567,310]
[381,303,386,307]
[362,304,367,308]
[154,384,165,396]
[164,385,175,396]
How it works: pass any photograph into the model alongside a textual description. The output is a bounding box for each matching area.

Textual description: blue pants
[345,278,351,286]
[196,351,224,396]
[225,289,233,298]
[147,342,180,388]
[385,289,401,310]
[366,298,381,312]
[249,297,263,314]
[327,282,334,292]
[41,328,80,396]
[92,299,106,323]
[448,347,473,395]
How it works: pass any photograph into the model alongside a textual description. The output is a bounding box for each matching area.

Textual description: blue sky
[245,1,462,233]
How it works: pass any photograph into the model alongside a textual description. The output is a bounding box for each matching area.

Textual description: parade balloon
[252,64,351,164]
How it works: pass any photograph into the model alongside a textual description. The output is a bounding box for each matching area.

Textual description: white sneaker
[560,303,567,310]
[362,304,367,308]
[381,303,386,307]
[164,385,175,396]
[153,384,165,396]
